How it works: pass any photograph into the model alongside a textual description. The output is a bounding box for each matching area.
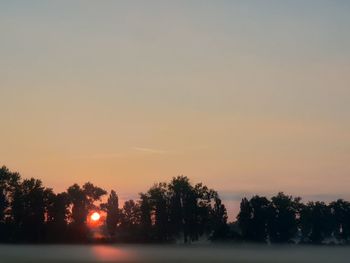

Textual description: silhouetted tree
[0,166,20,242]
[237,196,270,242]
[0,189,6,223]
[237,197,253,240]
[148,182,169,242]
[118,199,141,241]
[46,192,70,242]
[67,183,106,224]
[267,192,301,243]
[166,176,224,243]
[121,200,140,227]
[12,178,50,242]
[330,199,350,242]
[103,190,120,238]
[210,196,229,241]
[0,166,20,221]
[192,183,217,240]
[300,201,334,244]
[139,193,152,241]
[168,176,194,242]
[67,182,106,242]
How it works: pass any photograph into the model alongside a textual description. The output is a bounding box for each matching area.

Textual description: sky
[1,1,350,219]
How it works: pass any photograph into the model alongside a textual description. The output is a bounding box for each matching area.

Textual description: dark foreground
[1,245,349,263]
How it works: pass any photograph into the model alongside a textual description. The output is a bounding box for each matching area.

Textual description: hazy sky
[1,1,350,218]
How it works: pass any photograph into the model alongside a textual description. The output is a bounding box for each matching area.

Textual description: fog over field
[1,245,349,263]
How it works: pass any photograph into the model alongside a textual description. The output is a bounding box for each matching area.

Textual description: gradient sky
[1,1,350,218]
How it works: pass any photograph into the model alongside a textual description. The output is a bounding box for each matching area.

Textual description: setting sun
[91,212,100,222]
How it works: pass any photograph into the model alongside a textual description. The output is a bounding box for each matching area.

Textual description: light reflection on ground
[1,244,350,262]
[91,245,132,261]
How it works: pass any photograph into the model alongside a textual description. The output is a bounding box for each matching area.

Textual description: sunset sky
[1,1,350,218]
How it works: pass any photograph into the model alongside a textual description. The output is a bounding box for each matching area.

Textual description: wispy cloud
[132,147,168,154]
[70,153,122,160]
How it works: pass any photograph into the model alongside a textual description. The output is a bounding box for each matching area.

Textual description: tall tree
[191,183,216,240]
[148,182,169,242]
[103,190,120,238]
[67,183,106,225]
[267,192,300,243]
[46,192,70,242]
[67,182,106,241]
[300,201,334,244]
[330,199,350,242]
[121,200,140,228]
[237,197,253,240]
[139,193,152,241]
[12,178,49,242]
[237,196,270,242]
[0,166,21,242]
[210,196,229,240]
[0,166,20,222]
[118,199,141,241]
[0,189,7,223]
[166,176,223,243]
[168,176,192,242]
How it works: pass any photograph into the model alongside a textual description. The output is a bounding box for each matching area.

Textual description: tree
[250,196,270,242]
[237,196,270,242]
[46,192,70,225]
[167,176,221,243]
[67,182,106,241]
[237,197,253,240]
[191,183,216,241]
[168,176,193,242]
[67,183,106,225]
[12,178,50,242]
[103,190,120,237]
[118,199,141,241]
[46,192,70,242]
[0,166,20,222]
[0,166,21,242]
[330,199,350,242]
[67,184,88,226]
[0,189,7,223]
[139,193,152,241]
[267,192,300,243]
[121,200,140,228]
[300,201,334,244]
[210,196,229,241]
[148,182,169,242]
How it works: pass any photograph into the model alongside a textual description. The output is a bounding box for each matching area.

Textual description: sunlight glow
[91,212,101,222]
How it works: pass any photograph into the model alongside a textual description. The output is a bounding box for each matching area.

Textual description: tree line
[0,166,227,243]
[237,193,350,244]
[1,165,350,244]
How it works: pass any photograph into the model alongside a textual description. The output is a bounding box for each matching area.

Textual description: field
[0,244,349,263]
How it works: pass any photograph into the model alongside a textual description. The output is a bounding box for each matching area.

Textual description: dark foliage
[237,195,270,243]
[101,190,120,238]
[1,165,350,245]
[267,192,301,243]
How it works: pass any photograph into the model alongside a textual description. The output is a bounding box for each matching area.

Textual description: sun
[91,212,101,222]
